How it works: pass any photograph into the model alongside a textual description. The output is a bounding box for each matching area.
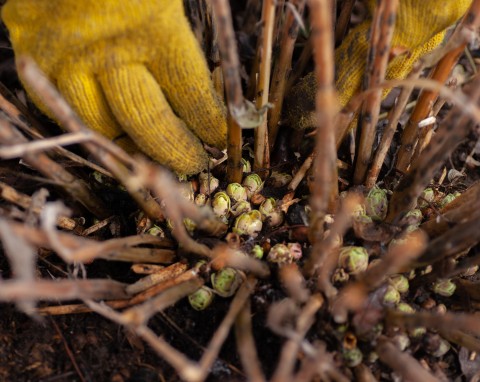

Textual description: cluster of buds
[267,243,302,264]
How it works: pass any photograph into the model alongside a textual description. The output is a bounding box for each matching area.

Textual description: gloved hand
[2,0,227,175]
[285,0,472,130]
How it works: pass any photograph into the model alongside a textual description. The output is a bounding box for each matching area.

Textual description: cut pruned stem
[253,0,275,176]
[396,0,480,172]
[211,0,244,183]
[308,0,339,241]
[268,0,306,151]
[353,0,399,185]
[387,73,480,223]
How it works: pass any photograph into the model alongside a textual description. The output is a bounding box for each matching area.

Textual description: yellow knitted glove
[2,0,227,175]
[285,0,471,130]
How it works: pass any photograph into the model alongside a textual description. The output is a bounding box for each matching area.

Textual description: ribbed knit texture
[285,0,472,130]
[2,0,227,174]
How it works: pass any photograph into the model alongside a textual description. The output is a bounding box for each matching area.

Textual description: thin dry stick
[365,65,423,188]
[421,181,480,236]
[0,279,129,302]
[234,299,266,382]
[415,213,480,267]
[211,0,244,183]
[0,82,111,177]
[376,337,440,382]
[411,97,448,163]
[0,118,110,218]
[0,181,77,231]
[268,0,307,151]
[386,74,480,223]
[253,0,275,176]
[308,0,339,242]
[0,131,92,159]
[271,294,324,382]
[353,0,399,185]
[396,45,465,172]
[17,57,166,221]
[285,37,312,94]
[396,0,480,172]
[334,0,356,46]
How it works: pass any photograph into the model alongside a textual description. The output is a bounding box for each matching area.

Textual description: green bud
[439,192,460,209]
[211,267,242,297]
[338,246,369,275]
[194,193,207,206]
[389,274,409,294]
[403,209,423,226]
[241,158,251,173]
[188,286,215,311]
[251,244,264,259]
[212,192,231,221]
[226,183,248,202]
[199,172,219,195]
[146,225,165,238]
[183,218,196,234]
[396,302,415,314]
[259,198,284,227]
[418,188,435,208]
[365,187,388,221]
[231,200,252,217]
[343,347,363,367]
[269,171,292,187]
[267,243,291,264]
[233,210,263,237]
[382,285,401,306]
[242,173,263,199]
[431,279,456,297]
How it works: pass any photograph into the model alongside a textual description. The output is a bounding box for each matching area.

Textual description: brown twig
[386,73,480,223]
[365,65,423,188]
[335,0,356,46]
[376,337,440,382]
[235,298,265,382]
[396,0,480,172]
[0,279,129,302]
[415,212,480,267]
[0,181,76,231]
[211,0,244,183]
[0,117,109,218]
[0,82,112,177]
[353,0,399,185]
[308,0,339,242]
[268,0,306,151]
[270,294,324,382]
[253,0,275,176]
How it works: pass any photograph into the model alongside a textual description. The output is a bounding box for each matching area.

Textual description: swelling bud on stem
[338,246,369,275]
[212,191,231,222]
[242,173,263,199]
[226,183,248,202]
[233,210,263,237]
[211,267,242,297]
[199,172,219,195]
[365,186,388,221]
[188,286,215,311]
[259,197,284,227]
